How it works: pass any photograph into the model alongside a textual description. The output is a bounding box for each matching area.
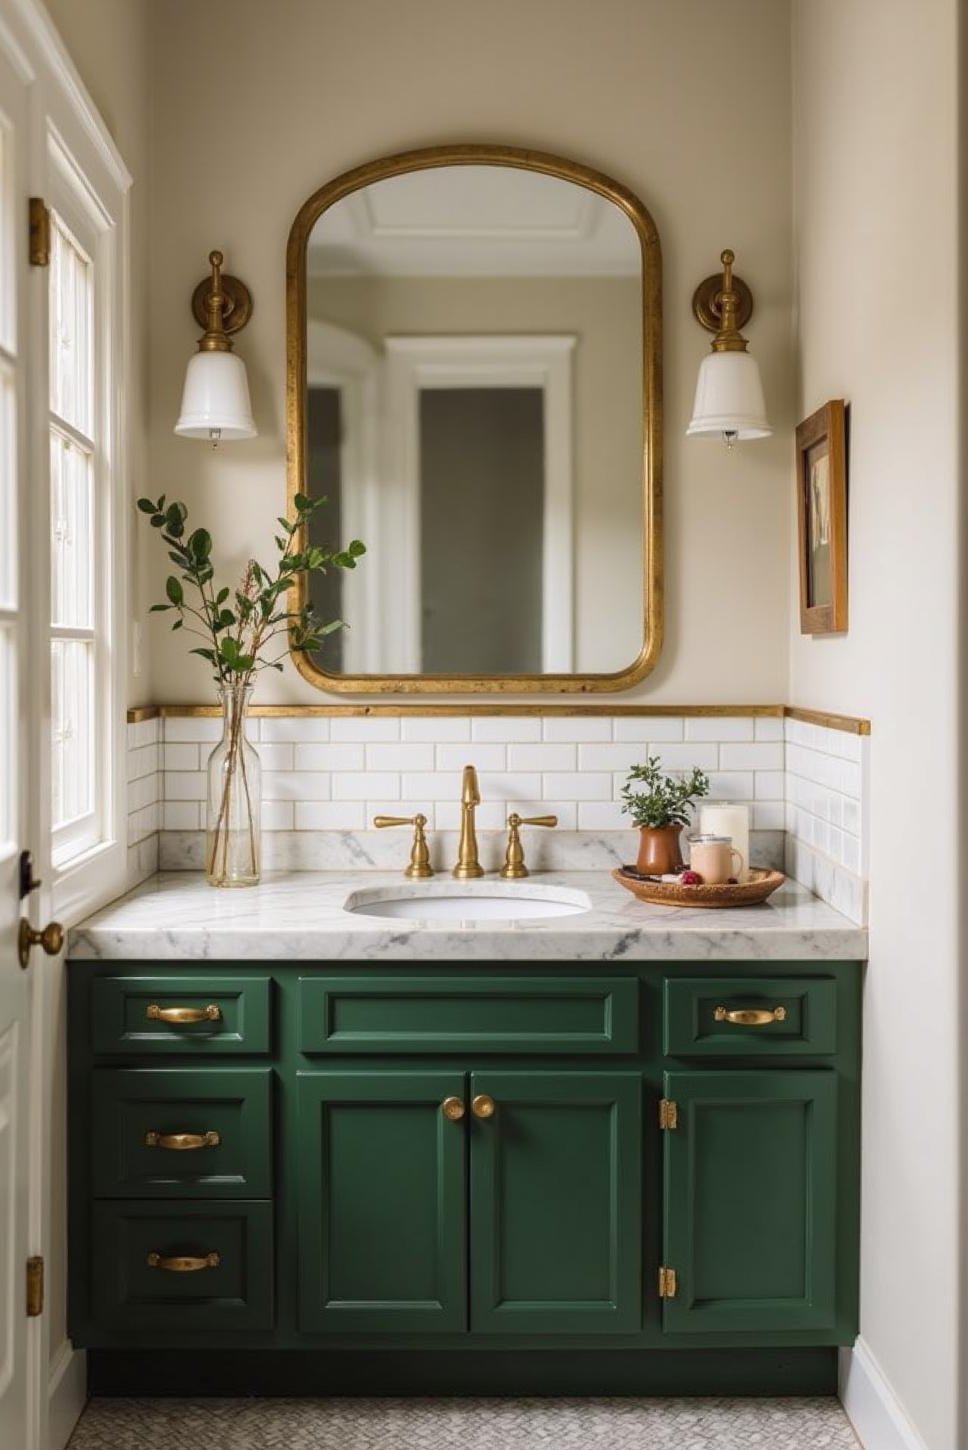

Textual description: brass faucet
[453,764,484,879]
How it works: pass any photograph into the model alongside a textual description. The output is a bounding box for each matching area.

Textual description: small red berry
[727,876,738,885]
[680,870,703,886]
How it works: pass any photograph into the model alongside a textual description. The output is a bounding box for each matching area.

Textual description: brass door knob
[18,917,64,969]
[441,1096,466,1122]
[471,1094,496,1120]
[713,1006,787,1026]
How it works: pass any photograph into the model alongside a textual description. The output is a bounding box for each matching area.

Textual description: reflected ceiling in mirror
[287,146,662,693]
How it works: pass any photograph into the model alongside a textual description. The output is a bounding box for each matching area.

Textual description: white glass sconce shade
[686,349,771,441]
[175,350,257,442]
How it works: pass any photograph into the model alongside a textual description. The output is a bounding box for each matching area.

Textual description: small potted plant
[620,756,710,876]
[139,491,364,888]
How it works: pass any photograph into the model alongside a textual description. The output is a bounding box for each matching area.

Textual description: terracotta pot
[635,823,684,876]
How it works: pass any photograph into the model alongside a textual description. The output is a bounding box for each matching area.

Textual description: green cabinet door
[297,1070,467,1333]
[470,1071,643,1334]
[662,1070,838,1334]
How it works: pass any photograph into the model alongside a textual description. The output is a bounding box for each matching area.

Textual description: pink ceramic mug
[687,834,746,885]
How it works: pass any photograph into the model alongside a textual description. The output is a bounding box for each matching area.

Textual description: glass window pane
[49,212,93,435]
[50,429,93,628]
[50,638,94,832]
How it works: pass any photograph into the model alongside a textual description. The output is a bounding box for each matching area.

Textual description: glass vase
[205,683,261,887]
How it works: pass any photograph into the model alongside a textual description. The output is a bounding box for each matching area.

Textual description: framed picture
[795,398,848,635]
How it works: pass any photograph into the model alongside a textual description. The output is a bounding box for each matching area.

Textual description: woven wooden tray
[612,866,786,909]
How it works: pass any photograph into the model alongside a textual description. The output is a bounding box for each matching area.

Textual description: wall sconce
[175,249,257,445]
[686,248,771,446]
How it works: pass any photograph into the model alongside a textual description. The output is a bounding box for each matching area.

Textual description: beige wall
[791,2,962,1445]
[145,0,794,704]
[40,0,152,1372]
[309,273,643,672]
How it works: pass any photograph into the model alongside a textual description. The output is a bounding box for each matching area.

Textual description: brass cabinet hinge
[658,1266,677,1299]
[26,1256,43,1316]
[29,198,50,266]
[658,1098,678,1130]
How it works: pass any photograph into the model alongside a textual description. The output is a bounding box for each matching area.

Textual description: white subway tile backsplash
[685,716,755,742]
[331,717,401,743]
[366,742,436,772]
[543,716,612,742]
[544,772,612,801]
[719,741,784,771]
[401,716,472,743]
[471,716,542,742]
[508,743,576,772]
[436,742,507,771]
[258,742,295,773]
[613,716,684,742]
[261,717,331,743]
[127,708,868,926]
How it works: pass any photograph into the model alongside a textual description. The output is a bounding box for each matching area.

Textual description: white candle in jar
[698,802,751,882]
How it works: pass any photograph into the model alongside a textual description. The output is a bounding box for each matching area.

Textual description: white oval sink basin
[344,884,591,923]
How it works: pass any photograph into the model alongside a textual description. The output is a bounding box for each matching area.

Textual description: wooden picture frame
[796,399,848,635]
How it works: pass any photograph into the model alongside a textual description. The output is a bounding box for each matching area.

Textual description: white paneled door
[0,35,32,1450]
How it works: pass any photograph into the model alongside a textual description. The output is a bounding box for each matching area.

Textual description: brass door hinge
[658,1098,678,1130]
[658,1265,677,1299]
[26,1256,43,1317]
[29,198,50,266]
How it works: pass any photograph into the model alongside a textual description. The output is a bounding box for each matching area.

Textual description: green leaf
[165,576,184,606]
[150,515,166,528]
[216,587,229,605]
[136,498,156,514]
[217,609,235,629]
[148,603,170,613]
[189,528,212,562]
[348,539,366,556]
[190,648,217,663]
[171,618,183,631]
[294,492,311,512]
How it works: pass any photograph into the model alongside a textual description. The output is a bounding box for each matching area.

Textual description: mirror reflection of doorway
[419,386,544,674]
[307,386,344,673]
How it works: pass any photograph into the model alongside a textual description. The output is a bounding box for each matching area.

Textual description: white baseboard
[839,1340,929,1450]
[47,1343,86,1450]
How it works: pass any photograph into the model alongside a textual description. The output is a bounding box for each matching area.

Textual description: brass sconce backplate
[191,272,253,335]
[692,271,753,334]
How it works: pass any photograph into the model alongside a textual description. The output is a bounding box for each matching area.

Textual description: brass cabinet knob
[499,813,558,880]
[146,1251,220,1273]
[18,917,64,969]
[713,1006,787,1026]
[373,813,433,878]
[144,1131,221,1151]
[441,1096,466,1122]
[145,1003,222,1024]
[471,1093,496,1120]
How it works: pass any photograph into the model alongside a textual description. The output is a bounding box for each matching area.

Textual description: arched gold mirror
[286,145,662,693]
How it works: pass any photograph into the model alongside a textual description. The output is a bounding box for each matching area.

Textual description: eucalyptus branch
[620,756,710,830]
[137,491,366,689]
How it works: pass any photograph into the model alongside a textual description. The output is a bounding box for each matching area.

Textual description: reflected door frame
[384,335,575,674]
[306,320,381,674]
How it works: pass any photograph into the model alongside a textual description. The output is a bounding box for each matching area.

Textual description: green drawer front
[91,1068,272,1197]
[299,976,639,1055]
[663,975,837,1057]
[92,975,271,1056]
[90,1201,273,1332]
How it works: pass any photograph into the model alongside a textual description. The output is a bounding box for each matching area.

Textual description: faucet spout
[454,764,484,878]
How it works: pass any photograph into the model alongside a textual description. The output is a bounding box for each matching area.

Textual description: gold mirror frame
[286,144,663,694]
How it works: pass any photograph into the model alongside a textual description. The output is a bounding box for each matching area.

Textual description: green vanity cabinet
[68,958,861,1395]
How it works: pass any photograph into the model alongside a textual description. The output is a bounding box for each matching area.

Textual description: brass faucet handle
[499,813,558,879]
[373,813,434,879]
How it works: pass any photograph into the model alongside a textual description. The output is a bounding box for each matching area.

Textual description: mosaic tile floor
[67,1395,861,1449]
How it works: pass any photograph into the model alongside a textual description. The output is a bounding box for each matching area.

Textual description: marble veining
[69,870,867,962]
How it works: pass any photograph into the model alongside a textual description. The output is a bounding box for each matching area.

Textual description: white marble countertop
[69,871,868,962]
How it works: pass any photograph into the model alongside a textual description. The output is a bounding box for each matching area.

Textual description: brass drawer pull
[145,1003,222,1024]
[471,1094,496,1119]
[146,1251,220,1272]
[144,1131,221,1151]
[714,1006,787,1027]
[441,1096,465,1122]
